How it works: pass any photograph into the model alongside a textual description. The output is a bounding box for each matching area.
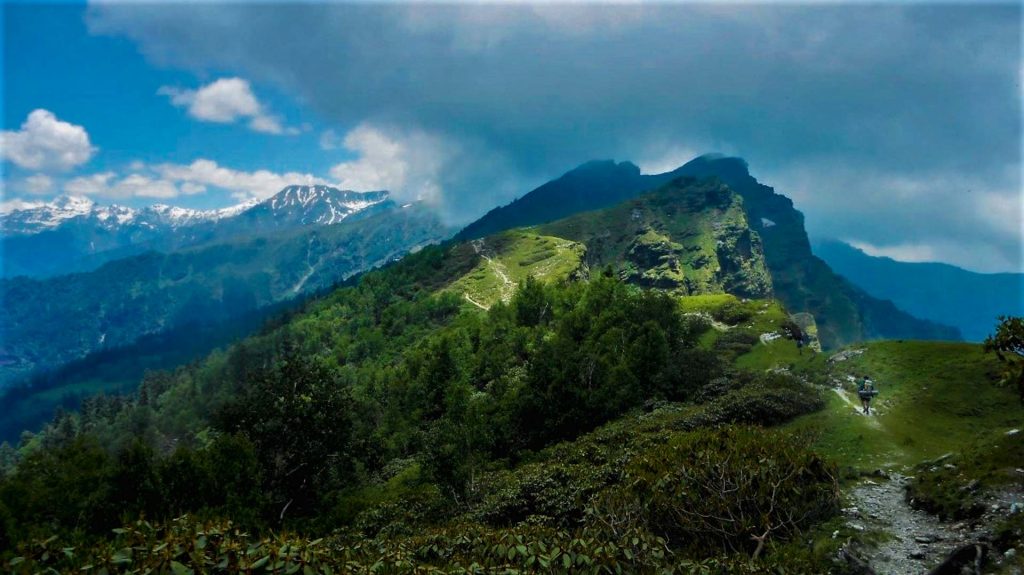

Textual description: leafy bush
[591,426,839,557]
[686,372,826,428]
[6,511,837,574]
[712,330,759,358]
[468,461,614,528]
[712,300,754,325]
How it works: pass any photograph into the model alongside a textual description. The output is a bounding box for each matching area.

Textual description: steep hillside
[673,155,960,347]
[2,198,1019,572]
[0,203,450,388]
[814,239,1024,342]
[538,177,772,298]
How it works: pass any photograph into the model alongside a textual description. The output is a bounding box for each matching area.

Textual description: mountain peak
[672,154,751,179]
[246,185,392,226]
[568,159,641,176]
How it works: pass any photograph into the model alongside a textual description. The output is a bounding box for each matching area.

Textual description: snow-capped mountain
[0,195,263,236]
[241,186,391,228]
[0,195,98,235]
[0,186,392,278]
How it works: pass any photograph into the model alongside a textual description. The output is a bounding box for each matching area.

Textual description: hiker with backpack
[857,375,878,415]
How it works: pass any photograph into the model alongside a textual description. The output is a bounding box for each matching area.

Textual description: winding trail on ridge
[471,239,515,303]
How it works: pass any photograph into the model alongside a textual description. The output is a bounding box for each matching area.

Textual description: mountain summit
[238,185,391,229]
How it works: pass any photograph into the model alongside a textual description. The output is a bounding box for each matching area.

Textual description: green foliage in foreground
[985,315,1024,403]
[5,427,841,574]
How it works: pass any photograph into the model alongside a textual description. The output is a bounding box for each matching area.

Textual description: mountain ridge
[0,185,392,278]
[455,154,959,347]
[814,239,1024,342]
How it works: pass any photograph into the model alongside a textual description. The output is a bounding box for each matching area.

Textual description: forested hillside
[1,176,1016,574]
[0,204,449,388]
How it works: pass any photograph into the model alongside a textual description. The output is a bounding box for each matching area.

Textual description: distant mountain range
[814,239,1023,342]
[461,155,959,348]
[0,185,393,278]
[0,188,450,388]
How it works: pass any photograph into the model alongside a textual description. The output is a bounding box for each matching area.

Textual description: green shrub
[712,301,754,325]
[712,331,759,358]
[469,460,615,528]
[591,426,839,557]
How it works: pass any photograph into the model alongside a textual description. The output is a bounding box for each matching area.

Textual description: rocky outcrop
[539,178,772,299]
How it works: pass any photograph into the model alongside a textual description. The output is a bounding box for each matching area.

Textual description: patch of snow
[761,217,776,228]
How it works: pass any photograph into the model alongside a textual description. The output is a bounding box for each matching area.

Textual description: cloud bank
[84,3,1022,271]
[63,160,326,202]
[1,109,96,171]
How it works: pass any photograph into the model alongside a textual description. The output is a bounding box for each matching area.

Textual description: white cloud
[63,171,179,199]
[0,109,96,171]
[158,77,295,135]
[153,158,326,200]
[329,123,450,202]
[22,174,55,195]
[0,198,45,214]
[60,159,325,202]
[114,174,180,199]
[180,181,207,195]
[64,172,117,196]
[847,240,938,264]
[637,145,702,175]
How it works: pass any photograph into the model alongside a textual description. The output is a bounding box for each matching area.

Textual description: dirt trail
[463,293,489,311]
[471,239,515,303]
[846,474,980,574]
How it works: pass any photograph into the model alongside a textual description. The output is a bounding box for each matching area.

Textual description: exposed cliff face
[538,178,772,298]
[671,155,959,348]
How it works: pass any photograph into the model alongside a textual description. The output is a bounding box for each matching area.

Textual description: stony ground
[845,472,1022,574]
[848,474,974,574]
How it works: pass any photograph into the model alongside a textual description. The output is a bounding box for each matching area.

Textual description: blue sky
[3,2,356,210]
[1,2,1021,272]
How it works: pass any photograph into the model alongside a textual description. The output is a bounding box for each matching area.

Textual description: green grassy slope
[669,293,1020,472]
[443,232,585,309]
[786,341,1021,470]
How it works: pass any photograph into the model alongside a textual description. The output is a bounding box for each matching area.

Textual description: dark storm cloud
[87,2,1021,272]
